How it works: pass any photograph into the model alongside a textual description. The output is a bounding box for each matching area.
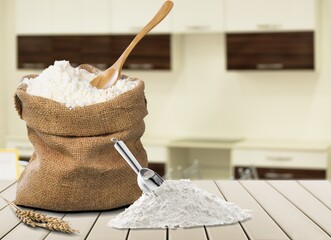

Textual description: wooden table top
[0,180,331,240]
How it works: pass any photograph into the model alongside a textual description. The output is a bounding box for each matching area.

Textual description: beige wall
[0,0,7,147]
[138,0,331,141]
[3,0,331,143]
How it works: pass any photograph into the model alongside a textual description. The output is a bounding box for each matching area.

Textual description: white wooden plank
[0,206,21,238]
[87,209,128,240]
[0,183,22,238]
[207,225,248,240]
[1,180,329,240]
[299,180,331,209]
[0,183,17,210]
[216,180,289,240]
[241,181,331,240]
[194,180,248,240]
[0,180,15,192]
[45,212,100,240]
[128,229,166,240]
[269,180,331,236]
[2,210,65,240]
[169,227,207,240]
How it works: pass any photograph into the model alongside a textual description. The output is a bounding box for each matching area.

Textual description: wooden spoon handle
[115,0,174,68]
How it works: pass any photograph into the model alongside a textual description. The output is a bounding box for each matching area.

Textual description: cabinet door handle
[256,24,282,30]
[256,63,284,69]
[22,63,47,69]
[127,63,153,69]
[186,25,210,31]
[130,26,143,32]
[266,156,293,161]
[265,172,294,179]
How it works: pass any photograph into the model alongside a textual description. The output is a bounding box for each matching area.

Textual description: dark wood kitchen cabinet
[17,34,171,70]
[226,31,314,70]
[234,166,326,180]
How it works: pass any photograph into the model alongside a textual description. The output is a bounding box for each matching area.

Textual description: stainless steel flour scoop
[112,138,164,195]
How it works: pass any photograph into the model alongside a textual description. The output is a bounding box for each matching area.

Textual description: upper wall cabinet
[17,35,171,70]
[226,32,315,70]
[225,0,316,33]
[52,0,110,34]
[80,0,110,33]
[172,0,224,33]
[15,0,110,34]
[110,0,171,34]
[15,0,52,34]
[51,0,82,34]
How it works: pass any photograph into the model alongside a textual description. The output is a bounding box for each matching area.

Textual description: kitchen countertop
[167,138,244,149]
[141,136,244,149]
[0,180,331,240]
[233,139,331,152]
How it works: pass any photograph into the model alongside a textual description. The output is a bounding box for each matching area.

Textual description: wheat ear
[0,195,79,234]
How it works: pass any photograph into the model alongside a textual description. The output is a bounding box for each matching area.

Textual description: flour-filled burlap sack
[14,65,148,211]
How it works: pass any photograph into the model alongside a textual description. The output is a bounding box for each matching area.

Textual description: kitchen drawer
[234,166,326,180]
[232,149,327,169]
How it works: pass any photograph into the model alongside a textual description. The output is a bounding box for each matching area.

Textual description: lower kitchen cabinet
[234,166,326,180]
[143,143,168,178]
[167,138,242,180]
[148,163,165,177]
[6,136,331,180]
[232,140,331,180]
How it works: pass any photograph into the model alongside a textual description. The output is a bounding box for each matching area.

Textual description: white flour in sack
[22,60,138,109]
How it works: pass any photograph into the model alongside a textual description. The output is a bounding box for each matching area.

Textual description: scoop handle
[116,0,174,70]
[112,138,142,174]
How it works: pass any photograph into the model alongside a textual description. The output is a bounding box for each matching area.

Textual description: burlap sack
[14,65,148,211]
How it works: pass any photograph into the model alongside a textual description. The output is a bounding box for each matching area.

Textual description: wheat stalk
[0,195,79,234]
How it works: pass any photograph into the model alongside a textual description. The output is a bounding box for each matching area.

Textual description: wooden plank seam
[84,212,102,239]
[238,181,292,240]
[267,181,331,238]
[298,181,331,211]
[126,229,131,240]
[213,180,251,240]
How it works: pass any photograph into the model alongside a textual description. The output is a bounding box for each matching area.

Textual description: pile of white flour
[110,179,250,229]
[22,60,138,109]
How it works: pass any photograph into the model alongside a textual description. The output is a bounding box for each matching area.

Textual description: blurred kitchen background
[0,0,331,180]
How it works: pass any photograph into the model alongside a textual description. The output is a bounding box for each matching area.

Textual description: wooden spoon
[90,0,174,89]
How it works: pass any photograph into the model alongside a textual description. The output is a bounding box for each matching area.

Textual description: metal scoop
[112,138,164,195]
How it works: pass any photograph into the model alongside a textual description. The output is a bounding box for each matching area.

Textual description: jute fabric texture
[14,65,148,211]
